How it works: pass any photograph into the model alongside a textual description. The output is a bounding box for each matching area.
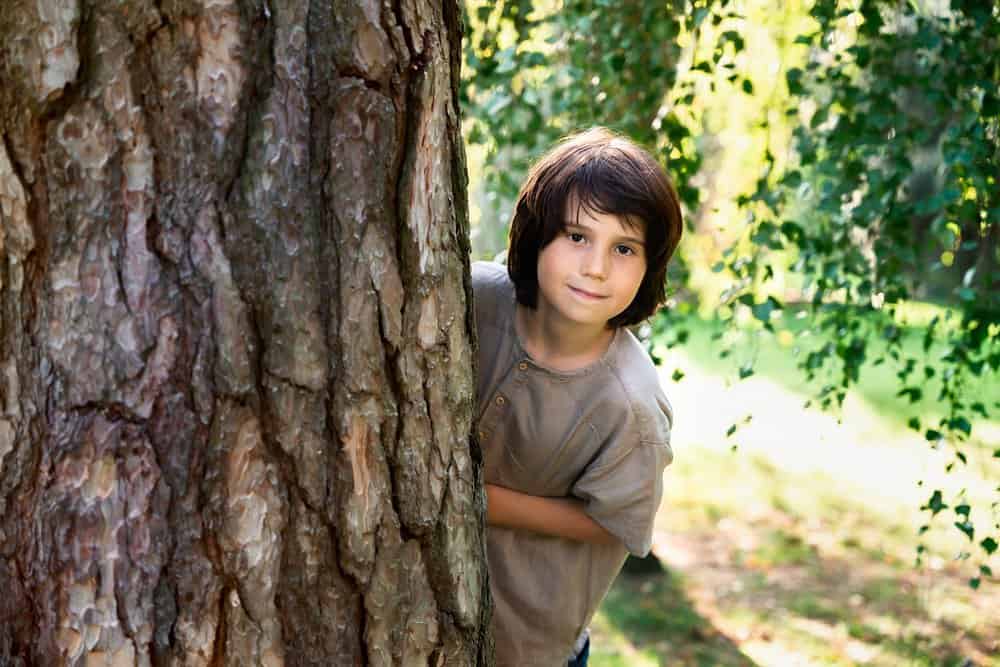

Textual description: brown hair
[507,127,684,327]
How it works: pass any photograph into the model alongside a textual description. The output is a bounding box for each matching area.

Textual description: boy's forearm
[485,483,620,546]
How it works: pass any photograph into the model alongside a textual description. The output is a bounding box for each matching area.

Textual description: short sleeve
[571,402,673,556]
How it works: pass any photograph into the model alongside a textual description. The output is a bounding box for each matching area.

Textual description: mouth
[568,285,609,300]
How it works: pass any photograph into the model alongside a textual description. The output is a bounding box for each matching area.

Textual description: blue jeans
[567,636,590,667]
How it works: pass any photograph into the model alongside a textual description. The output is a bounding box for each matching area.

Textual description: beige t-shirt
[472,261,673,667]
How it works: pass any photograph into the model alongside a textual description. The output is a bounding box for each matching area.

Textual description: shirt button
[518,361,528,371]
[495,395,505,406]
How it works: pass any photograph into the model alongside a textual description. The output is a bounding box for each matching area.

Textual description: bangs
[566,172,646,234]
[537,142,658,242]
[556,144,667,257]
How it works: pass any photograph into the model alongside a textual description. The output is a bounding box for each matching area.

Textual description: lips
[568,285,608,300]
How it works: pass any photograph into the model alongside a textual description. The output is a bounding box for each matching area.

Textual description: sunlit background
[461,0,999,664]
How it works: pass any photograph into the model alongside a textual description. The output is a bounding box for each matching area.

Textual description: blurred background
[460,0,999,664]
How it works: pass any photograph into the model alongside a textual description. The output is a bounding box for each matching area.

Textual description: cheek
[625,260,647,288]
[622,268,647,303]
[537,243,569,274]
[627,278,644,302]
[535,248,563,290]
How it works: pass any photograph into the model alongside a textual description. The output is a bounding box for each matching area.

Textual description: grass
[588,317,999,667]
[752,529,817,568]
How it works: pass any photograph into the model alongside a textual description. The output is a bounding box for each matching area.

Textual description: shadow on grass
[597,541,992,667]
[593,556,760,667]
[638,518,993,667]
[658,445,998,666]
[746,537,986,667]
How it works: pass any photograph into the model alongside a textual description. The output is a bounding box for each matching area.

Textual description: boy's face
[535,201,647,332]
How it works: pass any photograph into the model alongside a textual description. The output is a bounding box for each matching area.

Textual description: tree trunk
[0,0,490,664]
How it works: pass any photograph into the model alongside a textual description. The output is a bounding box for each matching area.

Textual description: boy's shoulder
[471,259,508,286]
[604,329,674,441]
[471,260,512,327]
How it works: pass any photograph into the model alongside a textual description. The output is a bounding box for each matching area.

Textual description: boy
[473,127,683,666]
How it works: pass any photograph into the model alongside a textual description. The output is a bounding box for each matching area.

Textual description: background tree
[0,0,490,664]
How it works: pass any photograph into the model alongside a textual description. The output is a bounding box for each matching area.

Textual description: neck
[515,304,615,371]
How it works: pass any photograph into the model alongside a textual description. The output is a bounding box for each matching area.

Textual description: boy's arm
[485,483,620,546]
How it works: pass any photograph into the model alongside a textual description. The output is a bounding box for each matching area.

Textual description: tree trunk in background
[0,0,490,664]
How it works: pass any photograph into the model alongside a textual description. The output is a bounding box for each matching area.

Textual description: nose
[581,247,609,280]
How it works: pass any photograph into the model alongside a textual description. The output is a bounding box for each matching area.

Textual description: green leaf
[522,51,548,68]
[781,171,802,188]
[907,417,921,431]
[921,490,947,516]
[786,68,805,95]
[738,363,754,380]
[742,79,753,95]
[955,504,970,517]
[949,416,972,436]
[606,53,626,72]
[780,221,804,242]
[467,123,485,145]
[981,537,998,555]
[954,520,974,541]
[751,297,783,323]
[810,107,828,129]
[726,423,737,437]
[983,93,1000,116]
[925,429,942,443]
[849,45,870,67]
[671,368,685,382]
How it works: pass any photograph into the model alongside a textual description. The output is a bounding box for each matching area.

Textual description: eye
[567,232,586,244]
[615,244,636,256]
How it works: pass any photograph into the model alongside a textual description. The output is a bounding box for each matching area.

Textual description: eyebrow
[564,220,646,246]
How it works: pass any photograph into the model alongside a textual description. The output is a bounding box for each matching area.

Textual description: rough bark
[0,0,490,664]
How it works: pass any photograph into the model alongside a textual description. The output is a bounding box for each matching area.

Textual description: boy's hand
[484,483,620,546]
